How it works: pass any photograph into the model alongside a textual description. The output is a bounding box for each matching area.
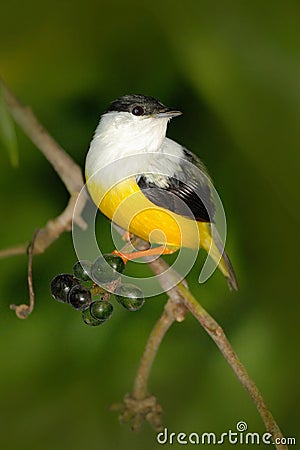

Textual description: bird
[85,94,238,290]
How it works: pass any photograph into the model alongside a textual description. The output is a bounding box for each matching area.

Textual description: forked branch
[0,80,288,449]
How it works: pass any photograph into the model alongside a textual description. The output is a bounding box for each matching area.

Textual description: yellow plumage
[85,94,238,290]
[87,176,237,290]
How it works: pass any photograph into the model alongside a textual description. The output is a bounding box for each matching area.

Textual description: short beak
[155,108,183,119]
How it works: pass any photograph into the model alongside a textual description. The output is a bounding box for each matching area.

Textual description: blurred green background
[1,1,299,449]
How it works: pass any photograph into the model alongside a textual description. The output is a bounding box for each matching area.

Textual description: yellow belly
[87,177,212,250]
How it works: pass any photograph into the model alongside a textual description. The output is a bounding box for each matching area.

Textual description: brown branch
[0,193,87,262]
[176,283,286,449]
[0,244,28,259]
[132,298,186,401]
[144,258,286,449]
[113,302,174,431]
[2,193,88,316]
[0,79,88,317]
[132,306,174,401]
[0,78,87,258]
[1,81,84,194]
[6,191,88,316]
[1,81,287,449]
[31,192,87,254]
[113,295,187,431]
[10,230,38,318]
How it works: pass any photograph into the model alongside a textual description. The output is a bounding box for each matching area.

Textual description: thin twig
[10,230,38,319]
[31,193,87,254]
[0,244,28,259]
[0,79,88,318]
[1,80,84,195]
[114,295,187,431]
[27,232,35,312]
[177,283,286,449]
[147,257,287,450]
[0,193,87,261]
[114,299,175,431]
[1,81,288,449]
[132,297,186,401]
[0,80,88,258]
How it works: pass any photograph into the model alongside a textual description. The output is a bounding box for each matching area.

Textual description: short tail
[200,224,238,291]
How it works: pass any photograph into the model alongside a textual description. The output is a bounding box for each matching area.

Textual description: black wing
[137,148,215,223]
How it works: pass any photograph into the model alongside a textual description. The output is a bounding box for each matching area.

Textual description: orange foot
[122,231,135,242]
[112,246,176,263]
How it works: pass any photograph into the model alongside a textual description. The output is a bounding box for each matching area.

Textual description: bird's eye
[132,105,144,116]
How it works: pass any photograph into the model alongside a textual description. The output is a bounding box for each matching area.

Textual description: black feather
[137,146,215,222]
[137,156,215,224]
[106,94,167,115]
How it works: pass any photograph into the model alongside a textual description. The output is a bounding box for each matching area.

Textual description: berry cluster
[50,254,145,326]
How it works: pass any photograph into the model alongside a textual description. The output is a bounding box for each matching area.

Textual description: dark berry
[90,300,113,321]
[82,308,104,326]
[91,254,125,284]
[114,283,145,311]
[50,274,78,303]
[68,285,92,310]
[72,260,92,282]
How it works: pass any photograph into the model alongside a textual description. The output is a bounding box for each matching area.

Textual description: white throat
[85,111,183,189]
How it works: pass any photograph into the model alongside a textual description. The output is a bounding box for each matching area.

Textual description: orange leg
[112,246,176,263]
[122,231,134,242]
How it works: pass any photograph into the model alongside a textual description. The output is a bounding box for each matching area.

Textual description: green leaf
[0,84,18,167]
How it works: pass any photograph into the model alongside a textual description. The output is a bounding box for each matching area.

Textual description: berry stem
[90,284,107,297]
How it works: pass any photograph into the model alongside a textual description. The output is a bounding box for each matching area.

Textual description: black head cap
[105,94,175,117]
